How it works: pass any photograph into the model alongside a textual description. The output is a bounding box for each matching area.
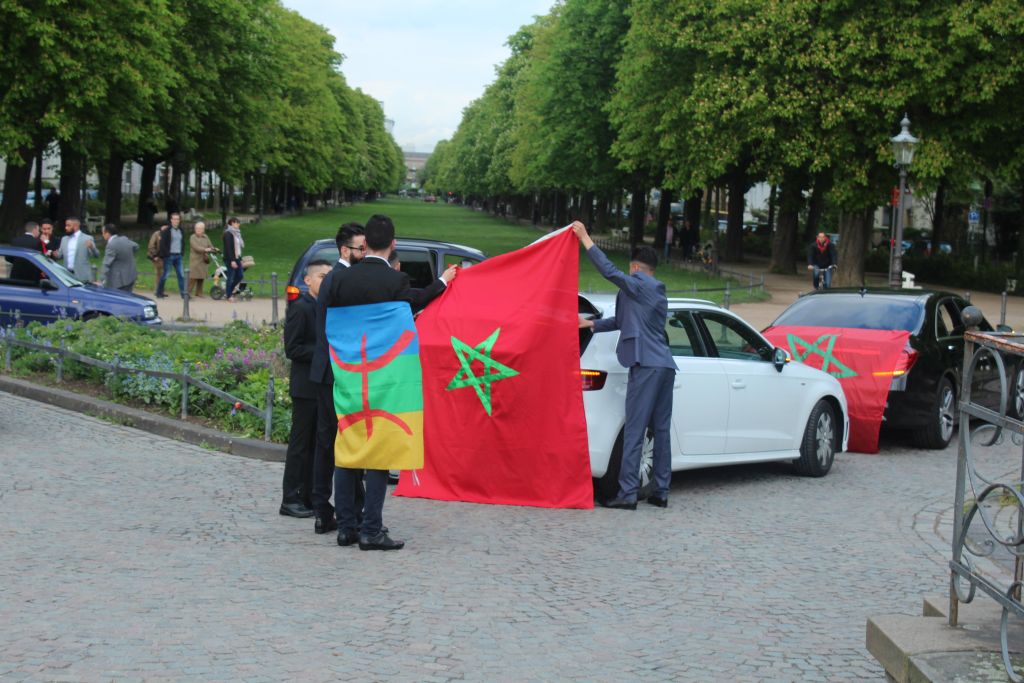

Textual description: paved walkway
[2,391,1019,681]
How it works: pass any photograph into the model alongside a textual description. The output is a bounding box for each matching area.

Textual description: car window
[936,299,964,338]
[397,248,434,288]
[1,255,41,286]
[665,311,704,357]
[311,246,338,265]
[697,311,772,361]
[771,294,925,333]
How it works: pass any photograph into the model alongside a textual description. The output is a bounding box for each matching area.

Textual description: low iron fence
[950,329,1024,681]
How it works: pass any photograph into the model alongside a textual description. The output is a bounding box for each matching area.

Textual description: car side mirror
[961,305,984,330]
[772,346,790,373]
[40,278,58,291]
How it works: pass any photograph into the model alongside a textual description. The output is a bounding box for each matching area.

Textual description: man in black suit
[308,223,367,534]
[280,259,334,518]
[327,214,456,551]
[9,221,42,282]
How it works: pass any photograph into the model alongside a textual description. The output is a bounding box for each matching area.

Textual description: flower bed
[2,317,292,442]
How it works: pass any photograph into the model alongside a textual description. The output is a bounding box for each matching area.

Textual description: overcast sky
[280,1,554,153]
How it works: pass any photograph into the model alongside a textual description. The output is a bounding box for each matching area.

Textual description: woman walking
[222,217,244,301]
[188,222,217,298]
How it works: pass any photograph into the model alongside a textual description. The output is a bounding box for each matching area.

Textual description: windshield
[771,294,925,333]
[38,255,83,287]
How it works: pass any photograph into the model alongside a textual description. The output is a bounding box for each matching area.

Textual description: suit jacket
[99,234,139,289]
[8,233,42,281]
[57,231,100,281]
[327,256,446,311]
[285,292,318,399]
[586,245,675,370]
[309,261,348,385]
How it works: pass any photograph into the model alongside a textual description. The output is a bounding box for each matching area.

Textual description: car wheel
[596,428,654,502]
[1010,364,1024,420]
[81,311,108,322]
[913,376,956,449]
[793,400,836,477]
[209,285,225,300]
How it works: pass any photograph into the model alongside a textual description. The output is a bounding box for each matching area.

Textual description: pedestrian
[573,221,675,509]
[155,211,185,298]
[45,190,59,222]
[280,259,334,519]
[807,232,837,290]
[325,214,455,550]
[222,217,244,302]
[9,221,41,282]
[147,224,166,290]
[54,216,99,281]
[39,219,58,258]
[308,223,367,535]
[98,223,139,292]
[187,221,217,298]
[664,218,674,262]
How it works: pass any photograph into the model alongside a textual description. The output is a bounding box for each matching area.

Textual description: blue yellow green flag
[326,301,424,470]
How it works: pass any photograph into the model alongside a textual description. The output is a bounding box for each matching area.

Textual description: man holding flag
[325,215,456,550]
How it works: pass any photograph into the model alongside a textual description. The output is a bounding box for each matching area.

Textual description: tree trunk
[654,187,673,249]
[766,184,777,235]
[931,178,946,252]
[835,208,872,287]
[595,195,608,233]
[770,177,804,274]
[104,153,124,226]
[58,141,84,224]
[0,147,33,240]
[136,156,159,224]
[725,170,746,262]
[629,183,646,247]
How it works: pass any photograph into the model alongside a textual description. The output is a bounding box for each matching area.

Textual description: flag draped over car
[394,228,593,509]
[762,325,910,453]
[327,302,424,470]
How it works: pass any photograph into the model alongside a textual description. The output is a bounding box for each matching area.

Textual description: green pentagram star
[786,333,857,379]
[446,328,519,415]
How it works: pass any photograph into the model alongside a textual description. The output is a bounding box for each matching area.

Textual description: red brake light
[580,369,607,391]
[874,346,918,377]
[286,285,300,302]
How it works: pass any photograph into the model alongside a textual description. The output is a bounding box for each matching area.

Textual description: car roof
[306,237,486,258]
[0,246,44,257]
[581,292,722,313]
[799,288,956,303]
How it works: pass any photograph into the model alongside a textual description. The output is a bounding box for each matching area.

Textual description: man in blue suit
[573,221,676,509]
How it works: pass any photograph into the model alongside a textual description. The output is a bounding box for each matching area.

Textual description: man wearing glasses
[308,223,367,535]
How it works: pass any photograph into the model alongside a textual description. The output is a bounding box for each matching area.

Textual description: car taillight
[580,369,607,391]
[874,346,918,377]
[286,285,300,302]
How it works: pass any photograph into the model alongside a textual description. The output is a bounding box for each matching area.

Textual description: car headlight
[143,305,157,319]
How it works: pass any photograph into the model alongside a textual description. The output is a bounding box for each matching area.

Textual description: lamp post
[258,162,267,221]
[889,114,919,289]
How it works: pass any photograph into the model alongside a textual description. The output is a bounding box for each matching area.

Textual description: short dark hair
[40,219,53,228]
[364,214,395,251]
[227,217,240,226]
[24,221,39,232]
[169,211,181,219]
[335,222,364,251]
[304,259,332,277]
[65,216,81,224]
[102,223,118,235]
[631,246,658,270]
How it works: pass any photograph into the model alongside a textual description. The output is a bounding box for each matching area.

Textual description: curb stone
[0,376,285,463]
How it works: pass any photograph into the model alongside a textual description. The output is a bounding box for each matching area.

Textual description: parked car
[765,289,1006,450]
[0,246,160,327]
[423,195,438,203]
[286,237,486,303]
[579,294,849,500]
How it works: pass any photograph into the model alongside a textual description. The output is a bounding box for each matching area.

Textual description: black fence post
[56,339,64,383]
[180,364,190,419]
[182,268,190,322]
[263,375,274,442]
[4,328,11,372]
[271,272,279,326]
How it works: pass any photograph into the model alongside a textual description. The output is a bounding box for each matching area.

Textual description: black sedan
[766,289,1007,449]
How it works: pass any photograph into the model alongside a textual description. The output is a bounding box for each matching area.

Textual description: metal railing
[2,320,277,441]
[950,329,1024,681]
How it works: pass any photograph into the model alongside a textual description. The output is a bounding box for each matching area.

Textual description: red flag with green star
[394,228,593,508]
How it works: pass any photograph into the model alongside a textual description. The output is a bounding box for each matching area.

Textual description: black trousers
[335,468,389,536]
[282,395,316,506]
[311,381,364,519]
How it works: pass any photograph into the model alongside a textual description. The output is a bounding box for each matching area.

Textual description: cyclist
[807,232,837,289]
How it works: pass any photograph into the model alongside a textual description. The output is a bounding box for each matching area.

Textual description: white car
[579,294,849,499]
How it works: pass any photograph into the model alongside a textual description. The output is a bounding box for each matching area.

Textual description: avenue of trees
[0,0,405,239]
[423,0,1024,284]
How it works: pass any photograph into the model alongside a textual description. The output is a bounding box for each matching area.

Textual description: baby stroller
[209,253,254,301]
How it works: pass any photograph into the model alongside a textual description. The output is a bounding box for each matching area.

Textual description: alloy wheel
[815,411,834,467]
[939,385,956,442]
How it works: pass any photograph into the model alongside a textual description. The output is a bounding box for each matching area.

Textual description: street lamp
[258,162,267,221]
[889,114,919,289]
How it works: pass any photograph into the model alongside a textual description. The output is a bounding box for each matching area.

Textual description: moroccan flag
[326,301,424,470]
[762,325,911,453]
[394,228,593,509]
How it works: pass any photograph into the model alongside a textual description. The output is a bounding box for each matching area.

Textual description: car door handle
[731,380,746,389]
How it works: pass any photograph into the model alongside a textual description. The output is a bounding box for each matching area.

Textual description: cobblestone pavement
[1,391,1018,682]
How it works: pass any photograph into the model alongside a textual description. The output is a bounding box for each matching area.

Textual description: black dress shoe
[336,529,359,546]
[314,515,337,534]
[358,531,404,551]
[602,497,637,510]
[279,502,314,518]
[647,496,668,508]
[155,293,168,298]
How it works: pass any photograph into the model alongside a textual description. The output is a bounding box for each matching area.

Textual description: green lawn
[130,198,766,304]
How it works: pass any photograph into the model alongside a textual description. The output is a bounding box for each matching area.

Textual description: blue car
[0,246,161,327]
